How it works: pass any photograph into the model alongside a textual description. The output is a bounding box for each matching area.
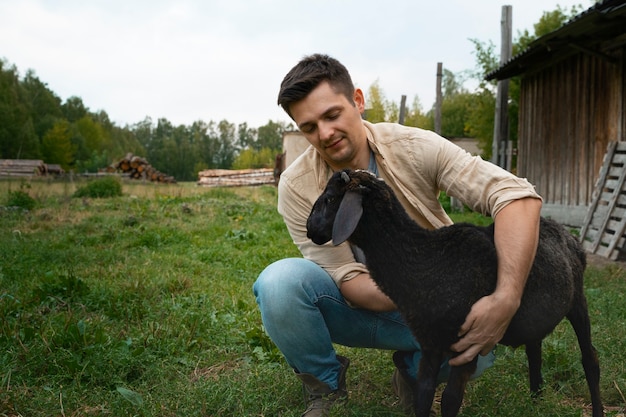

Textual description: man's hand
[448,291,519,366]
[449,197,542,366]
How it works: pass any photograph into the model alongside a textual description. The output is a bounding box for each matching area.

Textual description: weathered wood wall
[516,46,625,226]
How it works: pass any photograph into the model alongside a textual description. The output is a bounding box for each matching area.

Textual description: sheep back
[502,217,581,346]
[307,170,582,351]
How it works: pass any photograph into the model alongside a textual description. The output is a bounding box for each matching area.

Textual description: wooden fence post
[435,62,443,134]
[492,5,512,168]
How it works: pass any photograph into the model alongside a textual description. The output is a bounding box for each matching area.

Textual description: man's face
[290,81,368,171]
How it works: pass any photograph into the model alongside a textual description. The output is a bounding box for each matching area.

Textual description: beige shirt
[278,121,541,287]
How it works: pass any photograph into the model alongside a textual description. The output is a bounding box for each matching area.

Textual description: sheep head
[307,169,380,246]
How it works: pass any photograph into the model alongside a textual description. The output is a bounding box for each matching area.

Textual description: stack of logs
[197,168,276,187]
[107,153,176,183]
[0,159,47,177]
[0,159,65,177]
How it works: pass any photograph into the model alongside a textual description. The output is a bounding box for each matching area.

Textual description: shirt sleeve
[277,173,369,287]
[430,136,542,217]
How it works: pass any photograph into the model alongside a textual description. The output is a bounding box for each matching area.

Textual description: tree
[386,101,400,125]
[192,120,220,170]
[21,70,63,143]
[62,96,88,122]
[75,116,108,155]
[395,94,433,129]
[465,90,496,158]
[236,122,257,150]
[165,124,194,180]
[364,80,387,123]
[438,70,472,138]
[146,118,200,180]
[256,120,289,151]
[41,120,74,170]
[132,117,154,153]
[95,110,144,159]
[442,68,466,98]
[0,60,40,159]
[232,147,275,169]
[149,117,174,172]
[215,120,237,169]
[522,4,582,48]
[440,93,474,138]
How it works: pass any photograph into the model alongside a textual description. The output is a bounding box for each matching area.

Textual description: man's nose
[318,121,335,141]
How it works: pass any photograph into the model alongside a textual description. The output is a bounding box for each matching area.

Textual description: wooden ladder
[580,141,626,260]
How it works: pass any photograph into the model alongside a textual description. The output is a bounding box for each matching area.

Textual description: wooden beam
[435,62,442,134]
[399,95,407,125]
[492,5,512,168]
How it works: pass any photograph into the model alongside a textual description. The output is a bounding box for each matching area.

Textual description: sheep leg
[440,356,477,417]
[566,299,604,417]
[524,340,544,395]
[414,348,444,417]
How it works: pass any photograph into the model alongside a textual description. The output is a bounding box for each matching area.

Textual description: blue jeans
[253,258,495,390]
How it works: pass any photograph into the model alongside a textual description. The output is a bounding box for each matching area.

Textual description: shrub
[5,190,37,210]
[74,176,123,198]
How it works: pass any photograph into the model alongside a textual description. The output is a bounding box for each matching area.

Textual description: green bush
[5,190,37,210]
[73,176,123,198]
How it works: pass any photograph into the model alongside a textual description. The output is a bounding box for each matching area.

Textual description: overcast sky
[0,0,590,129]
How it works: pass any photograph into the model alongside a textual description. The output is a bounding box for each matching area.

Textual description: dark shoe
[392,351,415,415]
[295,355,350,417]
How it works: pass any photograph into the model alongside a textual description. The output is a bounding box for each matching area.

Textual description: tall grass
[0,177,624,416]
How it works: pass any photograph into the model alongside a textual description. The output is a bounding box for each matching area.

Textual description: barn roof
[486,0,626,81]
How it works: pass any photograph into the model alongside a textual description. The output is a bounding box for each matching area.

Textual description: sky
[0,0,591,129]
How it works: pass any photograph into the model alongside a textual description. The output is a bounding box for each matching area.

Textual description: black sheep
[306,169,603,417]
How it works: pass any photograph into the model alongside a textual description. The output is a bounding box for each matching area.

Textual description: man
[253,53,542,416]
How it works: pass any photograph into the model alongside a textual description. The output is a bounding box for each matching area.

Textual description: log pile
[107,153,176,183]
[0,159,47,177]
[46,164,65,176]
[197,168,276,187]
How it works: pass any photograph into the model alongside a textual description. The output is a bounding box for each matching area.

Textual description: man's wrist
[491,289,522,314]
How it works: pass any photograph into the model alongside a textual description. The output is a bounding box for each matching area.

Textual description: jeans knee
[254,258,307,300]
[254,258,326,315]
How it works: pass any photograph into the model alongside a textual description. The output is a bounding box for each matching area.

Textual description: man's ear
[353,88,365,114]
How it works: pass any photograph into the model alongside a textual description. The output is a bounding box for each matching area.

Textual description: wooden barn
[486,0,626,230]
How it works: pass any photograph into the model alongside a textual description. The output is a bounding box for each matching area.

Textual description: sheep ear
[332,190,363,246]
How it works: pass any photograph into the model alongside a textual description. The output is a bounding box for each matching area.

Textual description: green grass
[0,178,625,416]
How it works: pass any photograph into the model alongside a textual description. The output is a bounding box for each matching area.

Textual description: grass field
[1,177,625,416]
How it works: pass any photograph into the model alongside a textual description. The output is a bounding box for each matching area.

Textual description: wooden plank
[580,141,616,242]
[598,162,626,255]
[611,153,626,164]
[592,165,626,248]
[580,141,626,259]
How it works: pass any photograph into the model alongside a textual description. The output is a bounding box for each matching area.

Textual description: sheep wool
[306,169,603,417]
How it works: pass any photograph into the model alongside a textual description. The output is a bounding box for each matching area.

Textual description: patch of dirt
[586,253,626,270]
[190,360,242,382]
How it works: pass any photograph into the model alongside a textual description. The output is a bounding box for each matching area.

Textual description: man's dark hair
[277,53,355,119]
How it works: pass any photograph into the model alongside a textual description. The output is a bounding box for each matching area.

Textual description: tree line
[0,5,576,181]
[0,60,293,181]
